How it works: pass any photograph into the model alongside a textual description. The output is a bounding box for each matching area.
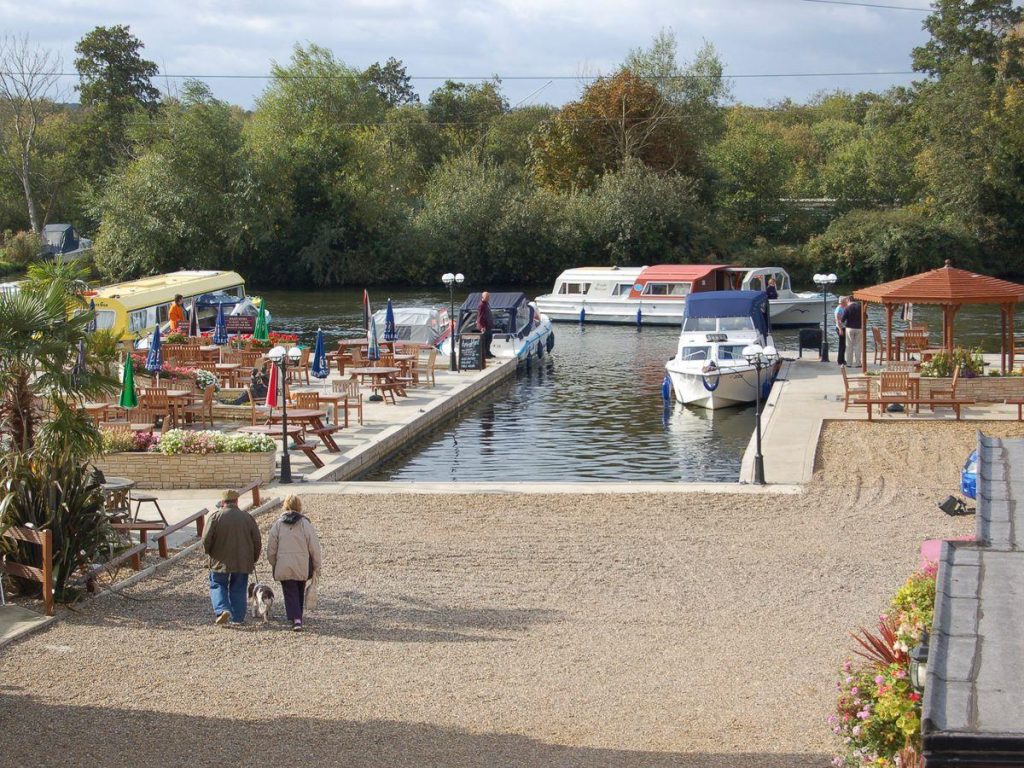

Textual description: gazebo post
[1011,304,1017,371]
[861,301,869,369]
[885,303,895,363]
[1000,304,1007,374]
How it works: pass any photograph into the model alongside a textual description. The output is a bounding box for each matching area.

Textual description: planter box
[919,375,1024,403]
[95,450,275,489]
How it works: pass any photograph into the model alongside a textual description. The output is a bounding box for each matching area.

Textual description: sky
[1,0,936,109]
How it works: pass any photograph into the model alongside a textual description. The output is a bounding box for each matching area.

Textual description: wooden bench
[309,426,341,452]
[291,441,325,469]
[1,526,54,615]
[853,397,975,421]
[111,522,167,556]
[149,507,210,559]
[1007,398,1024,421]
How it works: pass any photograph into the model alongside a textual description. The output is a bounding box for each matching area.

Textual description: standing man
[834,296,848,367]
[844,297,864,369]
[477,291,495,359]
[202,489,262,626]
[169,294,187,333]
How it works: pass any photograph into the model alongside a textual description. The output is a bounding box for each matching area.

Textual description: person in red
[477,291,495,359]
[168,294,186,333]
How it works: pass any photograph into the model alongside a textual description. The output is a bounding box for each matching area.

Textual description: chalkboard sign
[225,315,255,333]
[459,333,484,371]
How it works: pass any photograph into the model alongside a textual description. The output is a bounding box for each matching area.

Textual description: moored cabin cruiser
[665,290,782,410]
[440,292,554,363]
[369,305,451,348]
[535,264,822,327]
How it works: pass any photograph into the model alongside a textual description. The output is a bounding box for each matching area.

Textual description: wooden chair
[377,351,395,368]
[183,384,216,427]
[333,376,363,426]
[927,367,960,412]
[293,391,320,410]
[902,330,929,361]
[350,345,366,367]
[288,347,311,385]
[243,386,272,425]
[871,327,888,365]
[884,361,917,373]
[841,366,870,412]
[877,371,911,414]
[238,351,265,369]
[139,388,171,429]
[420,348,439,387]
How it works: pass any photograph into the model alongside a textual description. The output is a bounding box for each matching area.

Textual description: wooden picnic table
[214,362,241,387]
[853,397,974,421]
[266,409,340,452]
[101,476,136,517]
[350,366,405,401]
[199,345,222,363]
[292,389,347,426]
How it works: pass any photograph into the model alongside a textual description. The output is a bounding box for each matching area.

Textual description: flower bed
[96,430,276,489]
[830,566,936,767]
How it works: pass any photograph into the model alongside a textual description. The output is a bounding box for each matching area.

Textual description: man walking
[844,297,864,369]
[477,291,495,359]
[202,489,262,625]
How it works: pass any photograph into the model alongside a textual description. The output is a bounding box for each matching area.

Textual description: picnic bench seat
[290,441,325,468]
[1007,398,1024,421]
[852,397,975,421]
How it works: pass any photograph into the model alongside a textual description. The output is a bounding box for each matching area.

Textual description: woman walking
[267,495,322,632]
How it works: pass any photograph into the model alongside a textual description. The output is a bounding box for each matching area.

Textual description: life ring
[701,361,721,391]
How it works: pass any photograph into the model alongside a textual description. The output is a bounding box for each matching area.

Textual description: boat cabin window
[718,316,754,331]
[717,345,749,361]
[682,317,718,332]
[611,283,633,296]
[748,275,764,292]
[558,282,590,295]
[679,346,711,361]
[643,282,690,296]
[93,310,116,331]
[129,309,149,333]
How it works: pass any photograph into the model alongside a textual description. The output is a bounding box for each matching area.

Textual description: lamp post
[267,344,302,484]
[442,272,465,372]
[742,343,778,486]
[813,273,838,362]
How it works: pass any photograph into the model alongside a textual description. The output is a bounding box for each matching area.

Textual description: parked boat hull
[665,361,781,409]
[537,296,820,327]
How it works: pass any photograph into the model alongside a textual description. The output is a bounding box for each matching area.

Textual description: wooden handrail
[84,541,148,593]
[149,507,209,558]
[1,526,54,615]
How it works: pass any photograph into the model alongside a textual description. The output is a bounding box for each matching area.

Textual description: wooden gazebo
[853,260,1024,373]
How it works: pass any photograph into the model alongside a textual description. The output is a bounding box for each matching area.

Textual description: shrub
[920,348,984,378]
[0,259,21,278]
[156,429,273,455]
[165,332,188,344]
[192,368,219,392]
[805,208,980,284]
[101,428,137,453]
[2,230,43,266]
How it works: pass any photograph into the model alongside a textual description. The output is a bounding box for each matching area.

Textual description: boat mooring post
[813,273,837,363]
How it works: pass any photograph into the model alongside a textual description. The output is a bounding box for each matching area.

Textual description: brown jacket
[267,512,322,582]
[202,502,262,573]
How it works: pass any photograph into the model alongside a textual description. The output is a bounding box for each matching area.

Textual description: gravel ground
[1,423,1008,767]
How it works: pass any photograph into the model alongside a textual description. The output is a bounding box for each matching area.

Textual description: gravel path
[1,423,1007,767]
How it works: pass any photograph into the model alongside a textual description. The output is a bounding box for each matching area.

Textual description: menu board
[225,315,255,333]
[459,333,484,371]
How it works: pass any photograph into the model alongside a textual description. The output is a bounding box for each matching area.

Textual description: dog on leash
[247,581,275,623]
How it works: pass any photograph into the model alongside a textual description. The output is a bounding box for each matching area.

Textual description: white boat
[535,264,822,327]
[440,292,555,363]
[665,290,782,409]
[370,305,451,347]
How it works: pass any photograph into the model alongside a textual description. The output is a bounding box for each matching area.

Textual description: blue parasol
[145,326,163,377]
[367,316,381,361]
[384,297,398,342]
[311,328,329,380]
[86,299,97,333]
[212,302,228,345]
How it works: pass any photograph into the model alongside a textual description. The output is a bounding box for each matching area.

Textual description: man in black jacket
[477,292,495,359]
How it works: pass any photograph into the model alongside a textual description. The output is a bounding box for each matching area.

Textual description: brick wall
[921,376,1024,403]
[95,451,275,489]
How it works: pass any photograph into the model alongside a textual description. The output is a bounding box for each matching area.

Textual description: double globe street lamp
[442,272,465,372]
[267,344,302,484]
[812,273,838,363]
[742,343,779,486]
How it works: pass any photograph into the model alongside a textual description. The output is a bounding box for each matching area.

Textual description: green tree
[363,57,419,107]
[912,0,1024,80]
[92,81,244,280]
[427,79,508,154]
[74,24,161,171]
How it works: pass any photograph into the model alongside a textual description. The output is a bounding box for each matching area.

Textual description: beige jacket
[267,512,322,582]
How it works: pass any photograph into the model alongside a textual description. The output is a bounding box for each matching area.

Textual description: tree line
[1,1,1023,289]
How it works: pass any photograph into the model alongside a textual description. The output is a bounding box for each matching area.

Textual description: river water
[261,286,1014,482]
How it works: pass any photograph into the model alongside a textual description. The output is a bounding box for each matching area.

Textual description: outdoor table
[214,363,241,387]
[164,389,193,428]
[80,402,111,426]
[199,345,222,363]
[350,366,404,401]
[266,409,340,452]
[238,424,303,441]
[292,390,346,426]
[101,476,136,518]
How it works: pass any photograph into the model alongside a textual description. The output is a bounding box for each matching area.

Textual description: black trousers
[482,329,494,358]
[281,580,306,622]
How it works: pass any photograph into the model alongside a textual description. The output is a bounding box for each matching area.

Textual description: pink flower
[852,725,861,737]
[874,675,885,684]
[894,669,907,679]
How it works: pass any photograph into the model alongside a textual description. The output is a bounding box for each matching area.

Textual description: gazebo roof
[853,260,1024,305]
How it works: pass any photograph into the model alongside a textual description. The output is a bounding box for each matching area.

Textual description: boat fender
[546,333,555,353]
[579,307,586,324]
[537,339,543,359]
[701,361,721,392]
[661,374,671,403]
[636,307,643,328]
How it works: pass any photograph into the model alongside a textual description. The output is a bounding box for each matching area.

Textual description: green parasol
[253,299,269,342]
[119,358,138,409]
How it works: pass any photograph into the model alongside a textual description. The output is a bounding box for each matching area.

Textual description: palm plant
[0,279,116,454]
